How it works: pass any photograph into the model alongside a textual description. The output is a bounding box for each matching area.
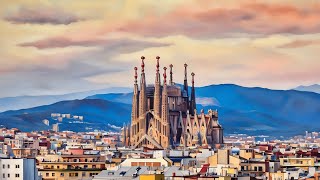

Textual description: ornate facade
[122,56,223,149]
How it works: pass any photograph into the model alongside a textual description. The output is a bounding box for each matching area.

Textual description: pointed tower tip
[191,72,195,85]
[141,56,145,72]
[134,67,138,82]
[156,56,160,72]
[169,64,173,85]
[163,67,167,83]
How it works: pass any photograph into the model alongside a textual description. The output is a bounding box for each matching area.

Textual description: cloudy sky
[1,0,319,97]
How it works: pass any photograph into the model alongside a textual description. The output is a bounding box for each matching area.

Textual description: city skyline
[1,0,320,98]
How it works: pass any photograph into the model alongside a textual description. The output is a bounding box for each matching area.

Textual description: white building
[0,158,39,180]
[52,124,59,132]
[42,119,49,126]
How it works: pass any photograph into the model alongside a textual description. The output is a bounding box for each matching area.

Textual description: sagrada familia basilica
[122,56,223,149]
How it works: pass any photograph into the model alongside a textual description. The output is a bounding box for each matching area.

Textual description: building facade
[122,56,223,149]
[0,158,39,180]
[37,154,104,180]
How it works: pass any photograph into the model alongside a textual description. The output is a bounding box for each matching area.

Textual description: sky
[0,0,320,97]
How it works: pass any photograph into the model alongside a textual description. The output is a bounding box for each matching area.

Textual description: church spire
[139,56,147,133]
[153,56,161,117]
[131,67,139,120]
[161,66,170,148]
[184,63,188,93]
[189,72,196,116]
[169,64,173,85]
[184,63,189,110]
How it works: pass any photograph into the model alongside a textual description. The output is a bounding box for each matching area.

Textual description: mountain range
[0,84,319,137]
[294,84,320,94]
[0,99,131,132]
[0,87,131,112]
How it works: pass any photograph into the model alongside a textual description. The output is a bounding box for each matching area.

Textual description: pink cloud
[5,5,81,25]
[117,2,320,38]
[19,37,107,49]
[278,40,320,48]
[19,37,171,49]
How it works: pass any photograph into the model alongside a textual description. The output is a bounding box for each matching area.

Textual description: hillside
[0,99,131,132]
[195,84,320,136]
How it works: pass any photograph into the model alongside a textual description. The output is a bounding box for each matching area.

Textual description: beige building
[37,154,105,180]
[280,157,315,170]
[120,157,171,167]
[122,56,223,149]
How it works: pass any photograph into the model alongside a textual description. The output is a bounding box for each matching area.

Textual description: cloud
[19,37,108,49]
[196,97,220,107]
[278,39,320,48]
[0,37,173,97]
[4,5,81,25]
[117,2,320,38]
[19,37,172,49]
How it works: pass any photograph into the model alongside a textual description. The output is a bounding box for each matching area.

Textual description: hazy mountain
[294,84,320,94]
[0,87,131,112]
[86,93,133,104]
[0,84,319,137]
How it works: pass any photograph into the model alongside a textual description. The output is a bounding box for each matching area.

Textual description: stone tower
[153,56,161,118]
[130,67,139,146]
[189,72,196,115]
[161,67,170,148]
[138,56,147,135]
[183,63,189,110]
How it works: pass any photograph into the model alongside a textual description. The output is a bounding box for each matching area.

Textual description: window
[46,173,49,177]
[15,164,20,168]
[7,174,10,178]
[60,173,64,177]
[92,165,96,169]
[82,172,86,177]
[7,164,10,168]
[2,164,4,169]
[15,174,20,178]
[52,173,55,177]
[75,173,78,177]
[3,173,5,178]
